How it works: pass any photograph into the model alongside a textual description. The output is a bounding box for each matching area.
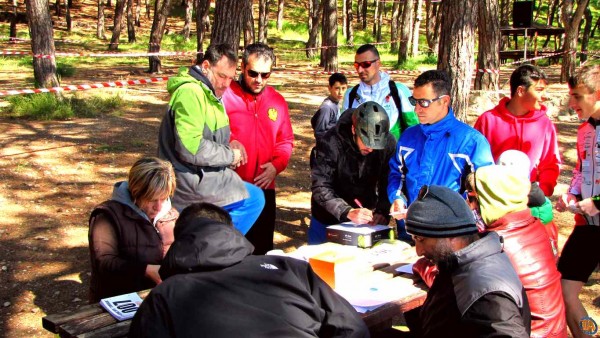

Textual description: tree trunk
[56,0,61,17]
[135,0,141,26]
[560,0,589,82]
[342,0,347,37]
[145,0,150,19]
[258,0,268,43]
[580,6,592,62]
[499,0,511,49]
[25,0,60,88]
[64,0,72,31]
[356,0,362,24]
[195,0,210,62]
[475,0,500,91]
[211,0,244,57]
[437,0,478,122]
[591,14,599,37]
[243,0,255,47]
[306,0,321,58]
[182,0,192,40]
[411,0,422,57]
[345,0,353,46]
[398,0,413,65]
[361,0,367,29]
[277,0,284,31]
[97,0,106,39]
[127,0,136,42]
[373,0,380,38]
[391,0,400,53]
[108,0,126,50]
[148,0,172,73]
[9,0,18,38]
[425,0,440,55]
[321,0,337,72]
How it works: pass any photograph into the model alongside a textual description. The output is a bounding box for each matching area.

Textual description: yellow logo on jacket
[268,108,278,121]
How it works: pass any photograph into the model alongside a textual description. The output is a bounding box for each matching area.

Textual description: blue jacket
[388,109,493,204]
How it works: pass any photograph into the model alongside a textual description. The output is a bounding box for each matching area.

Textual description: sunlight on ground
[277,191,311,209]
[60,227,88,248]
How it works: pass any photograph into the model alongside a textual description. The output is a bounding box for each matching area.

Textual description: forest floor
[0,1,598,337]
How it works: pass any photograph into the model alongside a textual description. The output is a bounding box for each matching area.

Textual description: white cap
[496,150,531,179]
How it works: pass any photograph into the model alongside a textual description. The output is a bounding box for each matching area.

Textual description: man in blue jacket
[388,70,493,241]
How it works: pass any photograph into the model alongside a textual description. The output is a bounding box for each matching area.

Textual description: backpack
[348,80,408,132]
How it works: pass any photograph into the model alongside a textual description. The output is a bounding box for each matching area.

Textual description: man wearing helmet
[388,70,494,231]
[309,101,396,244]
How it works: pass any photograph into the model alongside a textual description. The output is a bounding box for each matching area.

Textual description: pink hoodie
[474,97,561,196]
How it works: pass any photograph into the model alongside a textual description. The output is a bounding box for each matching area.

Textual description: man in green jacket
[158,44,264,235]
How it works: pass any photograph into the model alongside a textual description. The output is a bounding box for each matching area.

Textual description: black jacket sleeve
[129,291,174,338]
[462,291,530,338]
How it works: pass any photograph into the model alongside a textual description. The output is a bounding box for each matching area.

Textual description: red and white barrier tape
[1,50,201,58]
[0,77,169,97]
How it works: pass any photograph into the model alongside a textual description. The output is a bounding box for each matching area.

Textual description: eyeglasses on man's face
[409,95,449,108]
[353,59,379,70]
[246,69,271,79]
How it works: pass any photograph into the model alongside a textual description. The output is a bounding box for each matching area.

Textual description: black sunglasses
[353,59,379,70]
[408,95,448,108]
[247,69,271,79]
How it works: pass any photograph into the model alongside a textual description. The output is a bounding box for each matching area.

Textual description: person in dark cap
[309,101,396,244]
[406,185,531,338]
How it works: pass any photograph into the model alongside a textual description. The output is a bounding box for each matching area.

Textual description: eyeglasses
[353,59,379,70]
[418,185,430,200]
[408,95,449,108]
[247,69,271,79]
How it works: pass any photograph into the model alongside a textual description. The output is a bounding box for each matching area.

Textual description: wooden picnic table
[43,245,427,337]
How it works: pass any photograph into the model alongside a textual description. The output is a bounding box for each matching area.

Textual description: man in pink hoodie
[474,64,561,197]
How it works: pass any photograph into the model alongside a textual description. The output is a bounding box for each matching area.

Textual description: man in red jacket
[222,43,294,254]
[474,64,561,197]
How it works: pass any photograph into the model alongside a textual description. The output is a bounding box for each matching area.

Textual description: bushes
[4,93,126,120]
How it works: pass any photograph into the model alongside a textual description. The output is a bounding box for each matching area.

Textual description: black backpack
[348,80,409,132]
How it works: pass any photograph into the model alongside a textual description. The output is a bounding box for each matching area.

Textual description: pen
[354,198,364,208]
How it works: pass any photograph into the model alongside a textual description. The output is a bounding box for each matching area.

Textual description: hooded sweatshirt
[474,166,567,338]
[130,218,369,338]
[158,66,248,210]
[474,96,561,196]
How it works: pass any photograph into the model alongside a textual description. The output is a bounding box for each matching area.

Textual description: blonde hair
[128,157,176,203]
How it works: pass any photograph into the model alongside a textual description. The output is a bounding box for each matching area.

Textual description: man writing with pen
[309,101,396,244]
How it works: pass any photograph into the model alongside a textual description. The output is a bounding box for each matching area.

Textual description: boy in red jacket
[474,64,561,197]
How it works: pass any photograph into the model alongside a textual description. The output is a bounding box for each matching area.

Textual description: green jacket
[158,66,248,210]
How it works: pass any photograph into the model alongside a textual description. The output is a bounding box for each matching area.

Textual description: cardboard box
[326,223,393,248]
[308,251,362,289]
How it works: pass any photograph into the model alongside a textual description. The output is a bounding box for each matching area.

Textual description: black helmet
[352,101,390,150]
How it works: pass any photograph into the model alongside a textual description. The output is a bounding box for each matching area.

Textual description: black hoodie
[130,218,369,338]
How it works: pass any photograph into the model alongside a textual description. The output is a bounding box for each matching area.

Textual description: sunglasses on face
[408,95,449,108]
[247,69,271,79]
[353,59,379,70]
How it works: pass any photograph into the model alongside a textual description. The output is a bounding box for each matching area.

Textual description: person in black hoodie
[309,101,396,244]
[129,203,369,338]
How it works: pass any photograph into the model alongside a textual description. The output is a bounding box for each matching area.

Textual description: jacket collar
[419,107,456,136]
[439,232,502,272]
[189,65,216,96]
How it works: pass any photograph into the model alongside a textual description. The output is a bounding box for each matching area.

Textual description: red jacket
[489,209,567,338]
[223,81,294,190]
[474,97,561,196]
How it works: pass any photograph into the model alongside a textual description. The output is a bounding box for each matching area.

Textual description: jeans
[223,182,265,235]
[308,216,328,245]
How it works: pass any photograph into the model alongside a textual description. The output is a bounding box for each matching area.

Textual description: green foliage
[4,92,126,120]
[396,54,438,71]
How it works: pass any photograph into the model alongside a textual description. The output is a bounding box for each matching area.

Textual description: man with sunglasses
[388,70,493,238]
[158,43,265,236]
[222,43,294,255]
[342,44,418,140]
[407,185,531,337]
